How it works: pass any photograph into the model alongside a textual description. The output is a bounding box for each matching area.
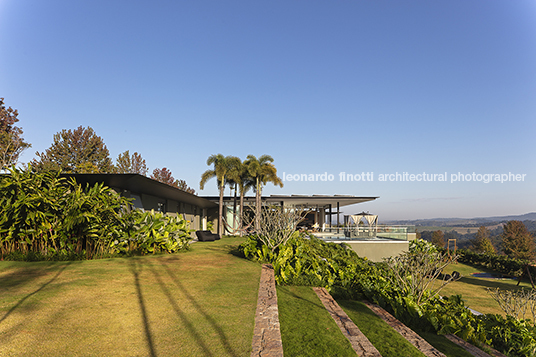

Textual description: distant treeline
[418,220,536,251]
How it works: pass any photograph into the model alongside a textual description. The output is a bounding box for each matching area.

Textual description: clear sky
[1,0,535,220]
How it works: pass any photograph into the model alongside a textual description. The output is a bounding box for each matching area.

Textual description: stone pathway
[362,301,446,357]
[444,334,507,357]
[313,287,382,356]
[250,264,283,357]
[250,267,504,357]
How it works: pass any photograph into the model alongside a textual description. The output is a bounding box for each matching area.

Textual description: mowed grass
[277,286,356,357]
[437,262,534,316]
[337,300,426,357]
[0,237,261,357]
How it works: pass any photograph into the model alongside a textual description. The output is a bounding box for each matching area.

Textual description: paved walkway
[250,264,504,357]
[250,264,283,357]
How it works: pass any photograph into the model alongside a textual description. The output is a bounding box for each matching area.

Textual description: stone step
[250,264,283,357]
[362,301,446,357]
[313,287,382,356]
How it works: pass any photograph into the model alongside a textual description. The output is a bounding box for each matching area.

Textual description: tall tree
[151,167,177,186]
[176,179,196,195]
[115,150,148,176]
[0,98,31,171]
[199,154,240,238]
[502,220,535,260]
[151,167,195,194]
[431,230,445,249]
[32,126,113,173]
[244,154,283,231]
[472,226,496,254]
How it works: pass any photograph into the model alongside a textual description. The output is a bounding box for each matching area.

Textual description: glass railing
[317,225,415,241]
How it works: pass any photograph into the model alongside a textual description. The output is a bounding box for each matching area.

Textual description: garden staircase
[251,264,507,357]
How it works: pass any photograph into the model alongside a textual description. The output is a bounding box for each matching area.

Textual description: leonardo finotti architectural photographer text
[281,172,527,184]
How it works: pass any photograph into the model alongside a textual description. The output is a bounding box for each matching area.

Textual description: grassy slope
[0,237,261,357]
[438,262,533,316]
[277,286,356,357]
[337,299,426,357]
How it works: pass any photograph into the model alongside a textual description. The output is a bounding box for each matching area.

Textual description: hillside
[384,212,536,227]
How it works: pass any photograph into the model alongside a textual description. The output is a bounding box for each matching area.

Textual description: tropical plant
[383,239,460,306]
[200,154,240,237]
[0,166,192,260]
[115,210,192,254]
[252,204,306,252]
[225,158,254,236]
[487,288,536,322]
[0,97,31,171]
[243,154,283,231]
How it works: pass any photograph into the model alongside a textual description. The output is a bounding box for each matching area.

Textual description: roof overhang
[63,174,218,209]
[201,194,378,208]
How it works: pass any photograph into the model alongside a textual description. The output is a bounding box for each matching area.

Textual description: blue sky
[1,0,535,220]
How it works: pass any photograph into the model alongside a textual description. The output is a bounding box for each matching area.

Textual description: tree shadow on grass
[158,261,240,357]
[146,263,215,357]
[0,261,72,324]
[457,276,528,291]
[0,263,56,290]
[128,259,157,357]
[277,286,325,310]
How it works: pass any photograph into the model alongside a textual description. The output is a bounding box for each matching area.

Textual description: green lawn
[0,237,261,357]
[277,285,356,357]
[438,261,533,316]
[337,299,426,357]
[2,238,521,357]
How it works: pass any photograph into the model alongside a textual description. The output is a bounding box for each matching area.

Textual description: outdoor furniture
[195,230,220,242]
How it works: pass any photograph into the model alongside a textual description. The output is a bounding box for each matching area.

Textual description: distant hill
[384,212,536,227]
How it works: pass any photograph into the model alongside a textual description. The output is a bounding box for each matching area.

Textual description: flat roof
[64,174,218,209]
[202,194,378,208]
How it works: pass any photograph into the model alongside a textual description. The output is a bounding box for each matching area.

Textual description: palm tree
[244,154,283,231]
[200,154,240,238]
[227,159,254,236]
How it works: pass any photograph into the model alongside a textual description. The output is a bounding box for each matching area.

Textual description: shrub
[0,166,192,260]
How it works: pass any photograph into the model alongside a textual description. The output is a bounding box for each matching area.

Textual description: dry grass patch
[0,237,260,357]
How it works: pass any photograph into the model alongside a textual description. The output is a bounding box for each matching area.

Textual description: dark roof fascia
[200,195,378,208]
[62,173,217,209]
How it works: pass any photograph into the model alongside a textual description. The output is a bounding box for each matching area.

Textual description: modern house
[203,194,416,261]
[68,174,415,261]
[66,174,219,233]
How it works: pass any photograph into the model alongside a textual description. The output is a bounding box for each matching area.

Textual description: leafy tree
[32,126,113,173]
[472,226,496,254]
[115,150,148,176]
[176,179,195,195]
[199,154,241,237]
[244,154,283,231]
[0,98,31,171]
[431,230,445,249]
[151,167,195,194]
[502,220,535,260]
[151,167,177,186]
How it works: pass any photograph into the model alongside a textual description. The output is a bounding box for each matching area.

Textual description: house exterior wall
[345,241,409,262]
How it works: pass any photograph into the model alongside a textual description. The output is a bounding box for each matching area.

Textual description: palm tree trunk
[239,189,244,237]
[218,181,224,238]
[255,179,261,232]
[232,183,237,233]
